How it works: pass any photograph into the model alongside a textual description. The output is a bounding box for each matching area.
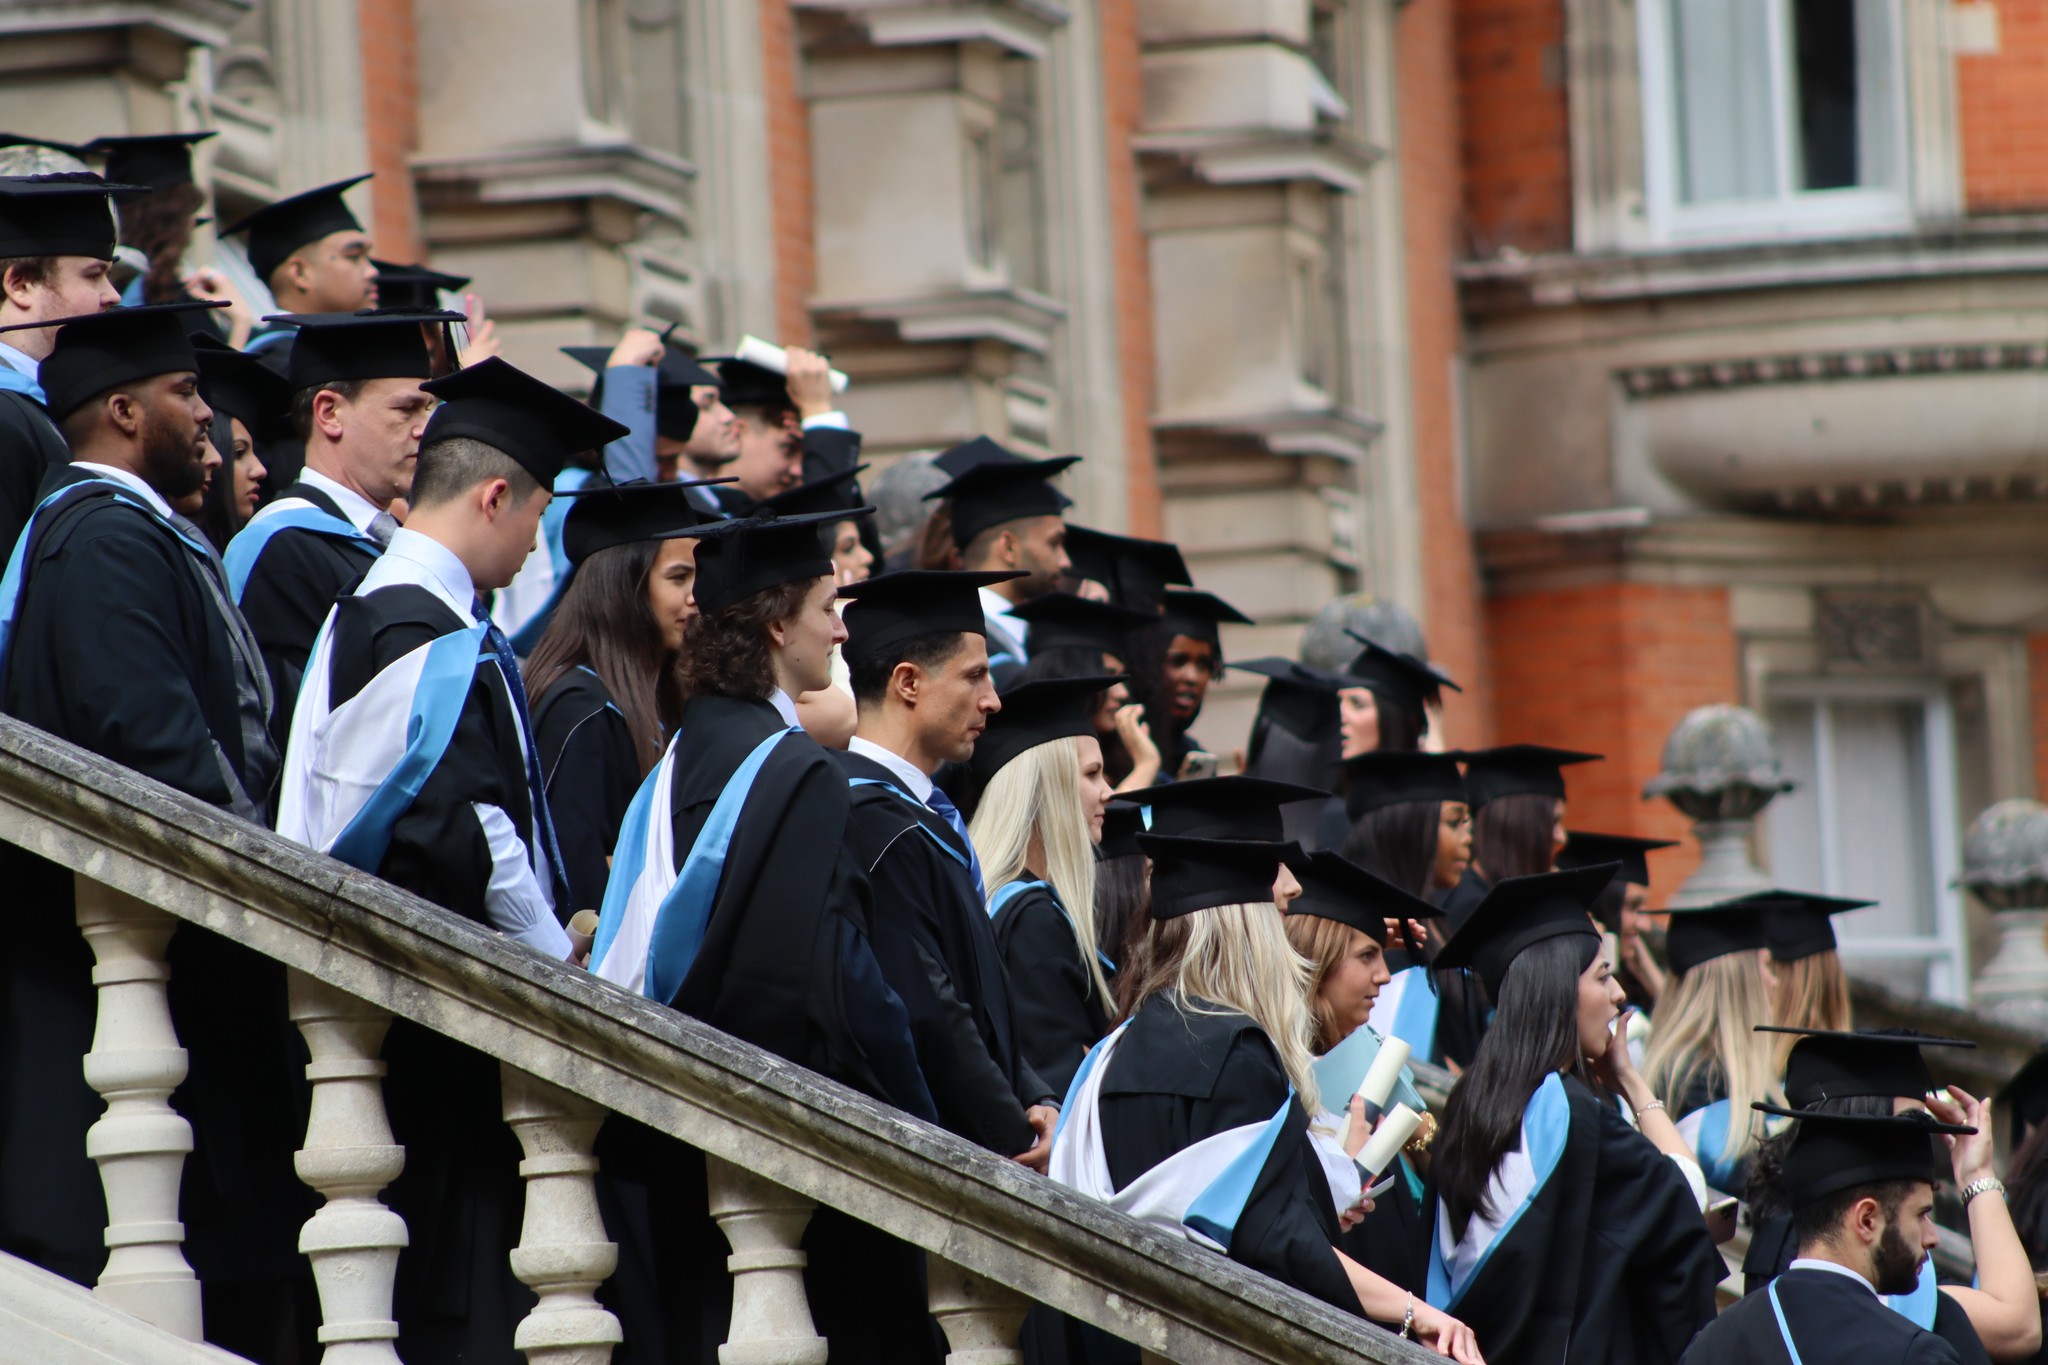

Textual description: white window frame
[1763,675,1968,1003]
[1636,0,1915,245]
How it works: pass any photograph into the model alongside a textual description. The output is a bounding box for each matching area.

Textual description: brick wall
[1487,581,1740,902]
[760,0,816,346]
[1455,0,1571,256]
[357,0,421,262]
[2030,635,2048,798]
[1099,0,1162,537]
[1402,0,1494,747]
[1959,4,2048,213]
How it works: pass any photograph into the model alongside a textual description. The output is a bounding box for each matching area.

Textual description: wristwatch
[1961,1175,2006,1207]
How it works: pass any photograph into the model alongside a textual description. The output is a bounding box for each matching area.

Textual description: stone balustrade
[0,717,1434,1365]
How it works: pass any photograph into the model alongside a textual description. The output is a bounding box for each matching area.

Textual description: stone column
[289,971,408,1365]
[500,1065,621,1365]
[927,1256,1027,1365]
[1644,704,1795,908]
[74,879,201,1340]
[705,1157,827,1365]
[1960,799,2048,1029]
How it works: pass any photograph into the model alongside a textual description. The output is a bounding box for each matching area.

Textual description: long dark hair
[1364,689,1425,751]
[2007,1118,2048,1269]
[1094,851,1150,989]
[1019,644,1132,777]
[1122,621,1191,760]
[1342,799,1442,898]
[119,183,205,305]
[1433,933,1600,1239]
[675,576,813,703]
[523,539,680,774]
[1472,793,1559,881]
[194,421,242,552]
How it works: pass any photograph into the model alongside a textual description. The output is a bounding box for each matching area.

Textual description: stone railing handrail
[0,717,1428,1365]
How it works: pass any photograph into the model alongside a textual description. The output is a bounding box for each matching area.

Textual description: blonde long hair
[1772,949,1852,1034]
[970,736,1112,1006]
[1282,914,1357,1055]
[1643,951,1784,1165]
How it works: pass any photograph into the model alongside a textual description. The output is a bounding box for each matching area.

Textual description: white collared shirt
[980,585,1026,661]
[769,688,801,727]
[72,461,174,522]
[0,339,39,385]
[293,466,386,535]
[847,734,935,804]
[356,526,476,619]
[1788,1257,1879,1297]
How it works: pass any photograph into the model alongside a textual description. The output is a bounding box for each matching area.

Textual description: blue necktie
[926,785,986,902]
[476,602,569,900]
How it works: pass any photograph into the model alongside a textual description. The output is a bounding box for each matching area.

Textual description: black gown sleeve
[236,530,369,745]
[1933,1290,1992,1365]
[0,394,66,563]
[536,690,637,914]
[994,888,1108,1100]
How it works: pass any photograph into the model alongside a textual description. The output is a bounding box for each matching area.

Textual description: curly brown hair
[675,576,815,701]
[117,184,205,304]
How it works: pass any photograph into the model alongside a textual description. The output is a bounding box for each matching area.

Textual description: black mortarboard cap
[79,133,214,193]
[1432,863,1617,996]
[1099,801,1144,861]
[368,259,470,312]
[1557,831,1679,889]
[711,356,794,412]
[1999,1047,2048,1135]
[1287,850,1443,941]
[222,174,371,282]
[1138,834,1310,920]
[1007,591,1156,658]
[271,309,464,390]
[0,134,82,156]
[559,477,730,567]
[1062,524,1191,613]
[1235,657,1344,743]
[563,344,721,441]
[1662,898,1771,977]
[1758,1027,1974,1109]
[685,507,873,615]
[1723,889,1876,962]
[1758,1107,1971,1208]
[1162,588,1253,647]
[923,448,1080,548]
[8,299,226,419]
[1123,774,1331,843]
[1461,744,1603,809]
[838,569,1024,667]
[751,465,868,520]
[0,173,146,259]
[1345,632,1460,717]
[418,355,630,489]
[968,674,1125,782]
[932,434,1031,478]
[1341,750,1469,822]
[192,334,293,443]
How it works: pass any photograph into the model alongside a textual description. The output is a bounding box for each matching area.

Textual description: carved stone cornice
[793,0,1070,58]
[1619,340,2048,398]
[412,142,697,236]
[1135,128,1382,195]
[816,285,1067,355]
[1155,405,1383,462]
[0,0,254,49]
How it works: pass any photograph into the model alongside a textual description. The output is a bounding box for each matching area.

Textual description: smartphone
[1178,750,1219,781]
[1704,1196,1739,1244]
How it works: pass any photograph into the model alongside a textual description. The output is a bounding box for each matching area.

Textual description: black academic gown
[989,880,1110,1101]
[1741,1217,1992,1365]
[1100,994,1361,1316]
[235,481,380,750]
[533,666,641,915]
[0,466,311,1357]
[1424,1072,1722,1365]
[1681,1267,1962,1365]
[1431,868,1495,1069]
[0,386,69,563]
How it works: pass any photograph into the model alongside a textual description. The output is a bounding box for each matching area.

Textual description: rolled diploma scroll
[1355,1035,1411,1127]
[736,335,850,394]
[567,909,600,958]
[1357,1103,1423,1179]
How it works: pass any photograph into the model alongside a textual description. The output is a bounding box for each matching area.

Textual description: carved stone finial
[1959,799,2048,1027]
[1646,705,1794,908]
[1301,594,1426,672]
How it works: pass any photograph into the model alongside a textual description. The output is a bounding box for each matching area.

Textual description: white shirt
[0,339,39,386]
[980,585,1027,662]
[769,687,801,727]
[360,526,475,620]
[73,461,174,521]
[847,734,935,804]
[1787,1257,1878,1297]
[289,466,385,534]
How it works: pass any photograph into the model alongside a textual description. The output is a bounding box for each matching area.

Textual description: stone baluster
[1960,799,2048,1028]
[75,879,202,1340]
[705,1156,828,1365]
[1644,704,1795,908]
[500,1065,621,1365]
[927,1256,1027,1365]
[289,971,408,1365]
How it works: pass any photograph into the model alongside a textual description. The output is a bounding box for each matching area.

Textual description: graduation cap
[559,477,731,567]
[932,434,1034,478]
[838,568,1024,668]
[751,465,868,520]
[1122,774,1331,842]
[1999,1047,2048,1136]
[3,299,226,419]
[0,134,82,157]
[711,355,796,413]
[1755,1107,1972,1209]
[1723,889,1875,963]
[1062,524,1191,613]
[1341,750,1468,822]
[1758,1027,1975,1109]
[1662,898,1770,977]
[1234,657,1345,742]
[270,309,466,390]
[0,173,146,260]
[1162,588,1252,649]
[369,259,470,312]
[1006,592,1155,658]
[968,674,1125,783]
[685,507,874,616]
[563,344,721,442]
[923,448,1080,548]
[1556,832,1678,889]
[1137,834,1310,921]
[77,133,214,193]
[1461,744,1603,809]
[417,355,630,489]
[1099,801,1144,861]
[1287,850,1443,942]
[222,174,371,282]
[1432,863,1617,996]
[1344,632,1460,718]
[192,334,293,443]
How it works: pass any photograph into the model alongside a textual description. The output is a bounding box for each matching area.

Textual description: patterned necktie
[367,510,399,547]
[475,600,567,898]
[925,785,986,902]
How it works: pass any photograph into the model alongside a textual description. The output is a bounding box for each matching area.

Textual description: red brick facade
[760,0,817,347]
[1454,0,1571,257]
[1098,0,1162,537]
[1960,4,2048,213]
[357,0,422,262]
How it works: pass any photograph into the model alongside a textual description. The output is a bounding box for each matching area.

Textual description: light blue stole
[846,776,973,873]
[1180,1094,1297,1252]
[988,877,1114,971]
[1427,1072,1571,1310]
[225,504,380,602]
